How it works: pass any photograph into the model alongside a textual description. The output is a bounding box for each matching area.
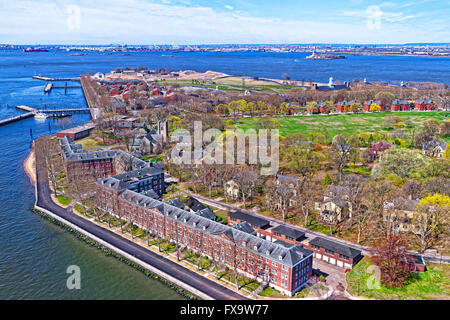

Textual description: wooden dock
[33,75,80,82]
[0,112,34,127]
[16,105,37,112]
[0,105,92,127]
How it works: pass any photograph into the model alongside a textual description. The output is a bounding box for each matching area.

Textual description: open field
[236,111,450,139]
[155,76,304,92]
[346,258,450,300]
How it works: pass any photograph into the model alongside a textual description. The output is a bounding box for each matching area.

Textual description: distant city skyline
[0,0,449,45]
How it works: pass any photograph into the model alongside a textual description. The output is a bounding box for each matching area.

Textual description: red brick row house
[95,186,314,297]
[363,100,383,112]
[415,99,434,111]
[336,100,360,113]
[391,99,410,111]
[228,211,306,245]
[304,237,362,269]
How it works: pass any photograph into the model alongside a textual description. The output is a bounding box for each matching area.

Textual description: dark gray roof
[309,237,361,259]
[423,139,448,151]
[165,198,186,210]
[274,239,295,248]
[195,207,216,221]
[232,222,256,235]
[141,189,159,199]
[228,211,271,229]
[271,225,305,240]
[184,197,208,212]
[150,161,165,170]
[107,189,313,267]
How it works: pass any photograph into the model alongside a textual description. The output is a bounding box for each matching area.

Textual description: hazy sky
[0,0,449,45]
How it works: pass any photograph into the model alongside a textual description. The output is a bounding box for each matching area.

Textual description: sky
[0,0,449,45]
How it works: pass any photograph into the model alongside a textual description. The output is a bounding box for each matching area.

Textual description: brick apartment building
[96,183,314,296]
[59,136,148,181]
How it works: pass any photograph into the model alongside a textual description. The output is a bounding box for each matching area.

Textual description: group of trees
[216,99,294,118]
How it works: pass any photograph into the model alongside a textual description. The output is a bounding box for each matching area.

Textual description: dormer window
[279,256,283,261]
[266,250,270,255]
[193,222,197,227]
[202,226,206,231]
[184,218,187,223]
[254,245,258,250]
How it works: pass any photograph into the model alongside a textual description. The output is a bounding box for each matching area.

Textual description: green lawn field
[236,111,449,139]
[346,258,450,300]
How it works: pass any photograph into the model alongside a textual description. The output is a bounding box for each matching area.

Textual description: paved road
[34,137,246,300]
[191,193,450,264]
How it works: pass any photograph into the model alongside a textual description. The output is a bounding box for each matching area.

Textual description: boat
[23,48,49,53]
[34,112,48,120]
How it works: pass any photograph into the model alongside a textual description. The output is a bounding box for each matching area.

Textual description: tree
[327,134,358,182]
[384,116,403,129]
[274,179,294,221]
[413,194,450,253]
[342,175,370,244]
[285,141,324,180]
[372,148,427,179]
[422,119,441,135]
[295,179,320,227]
[366,180,395,238]
[233,167,258,207]
[371,234,411,288]
[375,91,395,107]
[41,137,64,197]
[401,180,423,200]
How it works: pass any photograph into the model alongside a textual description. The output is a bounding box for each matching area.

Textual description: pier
[43,82,81,93]
[33,75,80,82]
[0,106,92,127]
[0,112,34,126]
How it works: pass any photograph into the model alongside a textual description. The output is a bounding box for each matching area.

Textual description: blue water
[0,49,449,299]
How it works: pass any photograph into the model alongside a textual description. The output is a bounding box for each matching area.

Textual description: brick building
[59,136,148,181]
[56,122,96,140]
[96,185,314,297]
[304,237,362,269]
[228,211,306,245]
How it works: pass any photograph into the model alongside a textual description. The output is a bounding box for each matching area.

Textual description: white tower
[328,77,334,88]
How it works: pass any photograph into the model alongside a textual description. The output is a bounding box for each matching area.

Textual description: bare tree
[327,134,358,182]
[41,137,64,197]
[413,203,449,253]
[233,167,258,207]
[342,175,370,244]
[295,179,320,227]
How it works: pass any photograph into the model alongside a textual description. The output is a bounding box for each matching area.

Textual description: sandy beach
[24,149,36,185]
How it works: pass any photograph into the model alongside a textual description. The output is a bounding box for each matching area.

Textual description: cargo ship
[23,48,49,53]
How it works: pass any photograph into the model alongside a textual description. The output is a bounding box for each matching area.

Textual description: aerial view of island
[0,0,449,313]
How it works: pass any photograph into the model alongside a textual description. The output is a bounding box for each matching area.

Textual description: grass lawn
[307,219,336,235]
[56,195,71,206]
[236,111,449,139]
[346,257,450,300]
[258,286,286,298]
[77,137,105,149]
[219,271,260,292]
[215,210,229,224]
[73,203,84,213]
